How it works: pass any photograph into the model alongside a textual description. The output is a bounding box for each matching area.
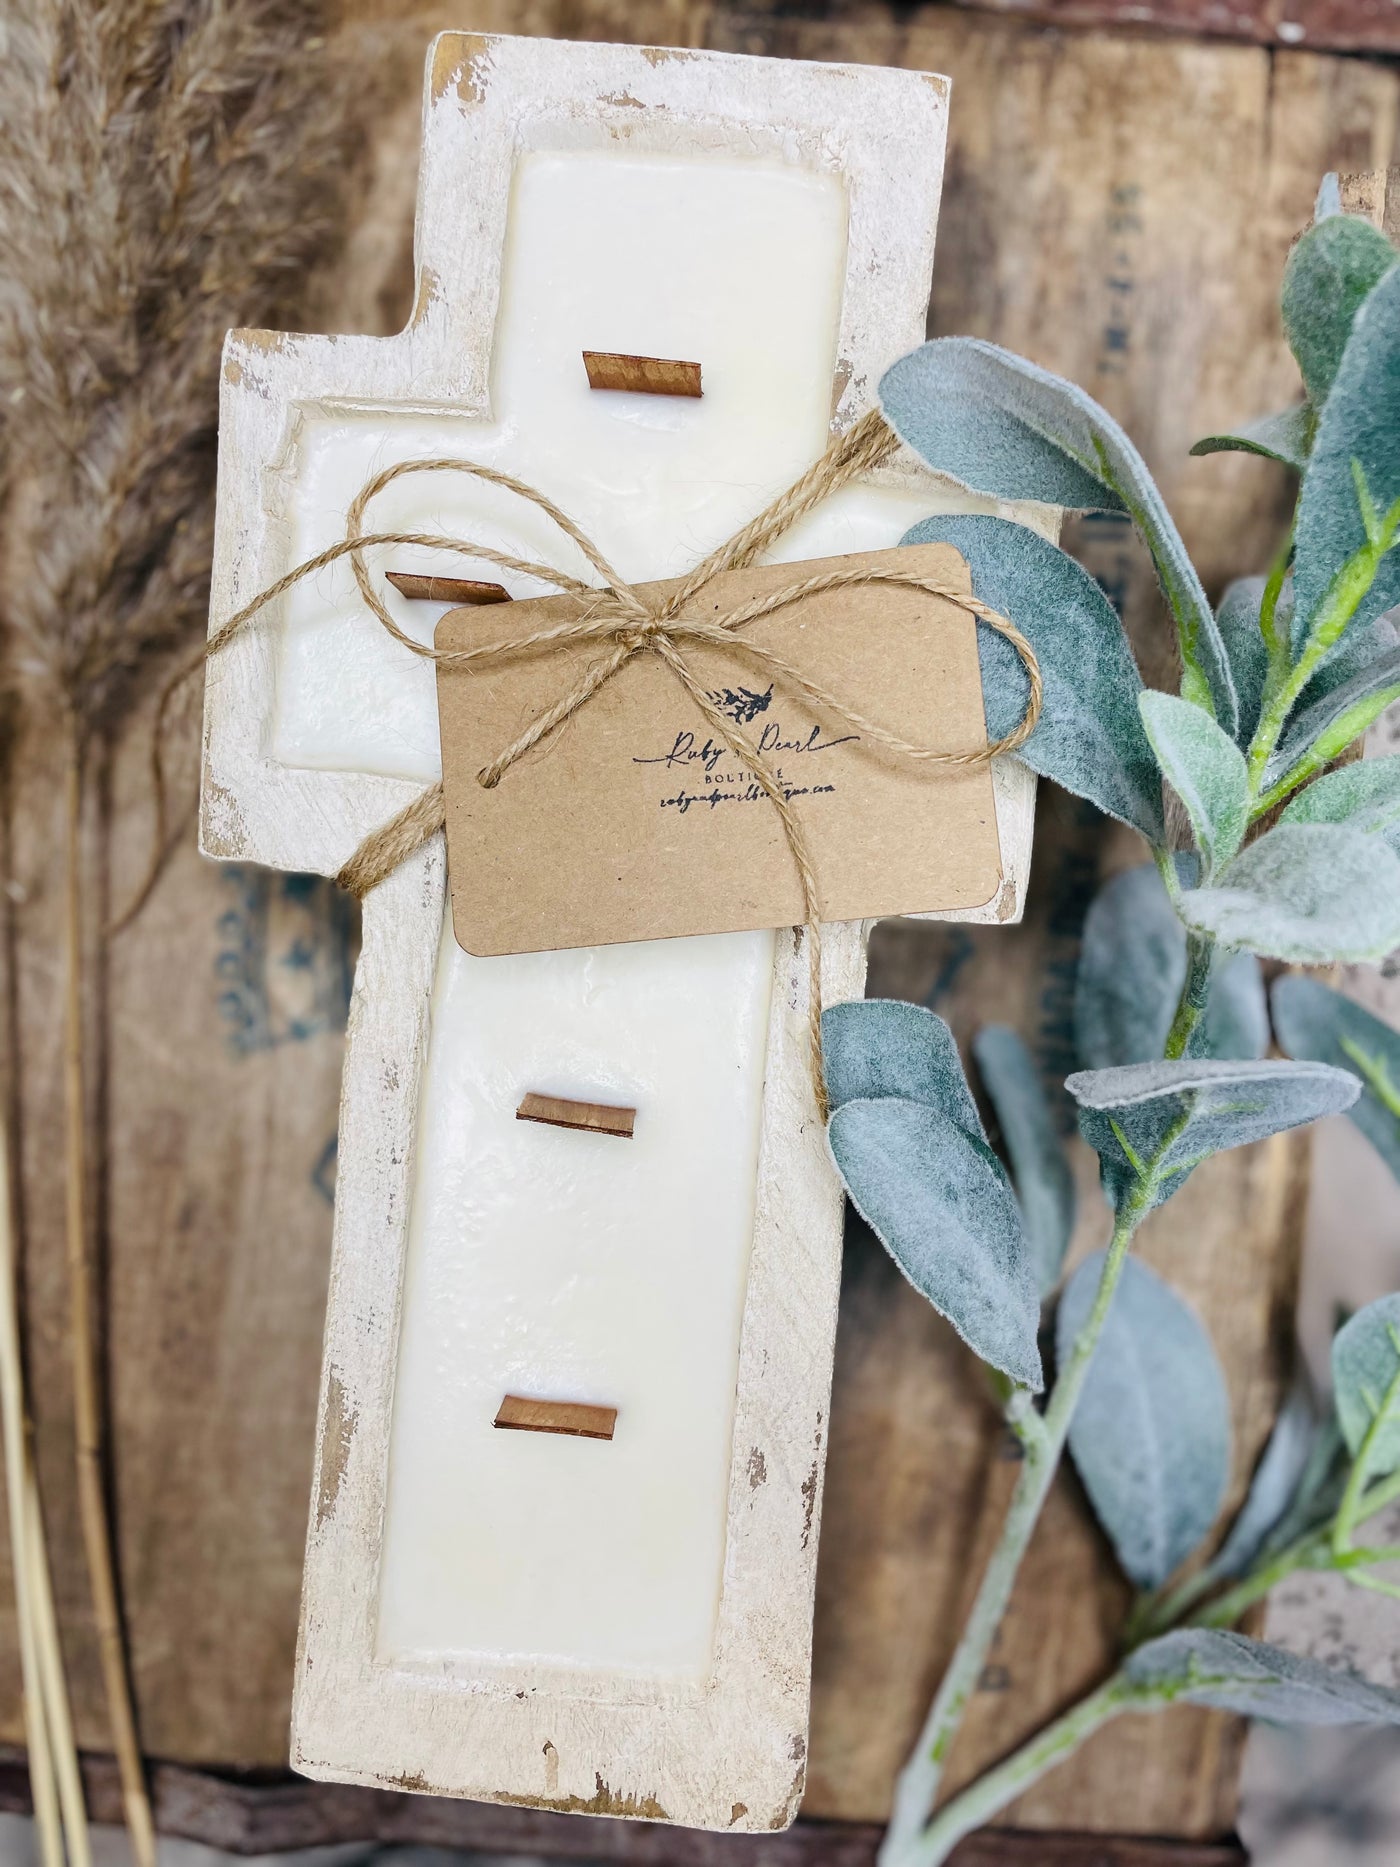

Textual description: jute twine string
[134,408,1041,1119]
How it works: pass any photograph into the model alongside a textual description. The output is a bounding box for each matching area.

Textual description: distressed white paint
[202,33,1045,1833]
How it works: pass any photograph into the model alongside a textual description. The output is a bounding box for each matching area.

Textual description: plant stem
[63,725,156,1867]
[0,1117,64,1867]
[1188,1533,1331,1630]
[1163,930,1215,1059]
[1125,1564,1218,1646]
[1333,1356,1400,1556]
[880,1199,1145,1863]
[1244,532,1391,799]
[908,1676,1135,1867]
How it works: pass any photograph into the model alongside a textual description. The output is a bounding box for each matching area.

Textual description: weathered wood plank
[937,0,1400,55]
[0,715,352,1765]
[0,1748,1247,1864]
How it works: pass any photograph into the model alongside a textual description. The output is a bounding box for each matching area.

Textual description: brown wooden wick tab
[494,1396,617,1441]
[582,351,702,398]
[516,1092,636,1139]
[386,570,511,605]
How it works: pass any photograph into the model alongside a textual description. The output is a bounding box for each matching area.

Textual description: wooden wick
[494,1396,617,1441]
[516,1092,636,1139]
[386,570,511,605]
[582,351,702,398]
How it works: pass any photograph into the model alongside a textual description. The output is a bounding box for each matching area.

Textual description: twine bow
[143,408,1042,1119]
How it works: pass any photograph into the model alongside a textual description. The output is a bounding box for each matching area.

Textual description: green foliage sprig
[826,178,1400,1866]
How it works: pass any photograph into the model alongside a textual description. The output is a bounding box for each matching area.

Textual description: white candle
[271,148,1012,1680]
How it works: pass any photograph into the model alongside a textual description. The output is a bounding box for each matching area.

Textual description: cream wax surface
[272,148,991,1679]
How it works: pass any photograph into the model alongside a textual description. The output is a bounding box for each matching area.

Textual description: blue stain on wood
[215,867,356,1055]
[310,1134,338,1206]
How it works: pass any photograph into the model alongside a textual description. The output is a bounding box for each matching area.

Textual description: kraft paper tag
[435,542,1004,955]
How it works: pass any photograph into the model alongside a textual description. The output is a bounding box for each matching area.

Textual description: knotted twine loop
[134,409,1041,1120]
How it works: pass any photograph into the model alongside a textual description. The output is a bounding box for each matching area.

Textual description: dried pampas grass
[0,0,353,724]
[0,4,355,1859]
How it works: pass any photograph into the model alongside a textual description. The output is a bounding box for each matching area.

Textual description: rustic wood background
[1,0,1396,1854]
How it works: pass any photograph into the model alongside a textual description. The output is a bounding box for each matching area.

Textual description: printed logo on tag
[436,542,1004,954]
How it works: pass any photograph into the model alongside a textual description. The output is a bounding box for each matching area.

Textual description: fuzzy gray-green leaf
[1074,862,1267,1069]
[1272,974,1400,1179]
[901,514,1164,840]
[973,1025,1075,1296]
[1202,954,1272,1065]
[1190,404,1313,472]
[1280,758,1400,849]
[1282,213,1397,409]
[1211,1386,1323,1581]
[823,998,984,1135]
[828,1097,1043,1390]
[1332,1293,1400,1473]
[1060,1253,1229,1589]
[1066,1057,1359,1211]
[879,340,1236,732]
[1177,824,1400,963]
[1293,263,1400,652]
[1139,690,1249,871]
[1216,577,1270,749]
[1126,1629,1400,1724]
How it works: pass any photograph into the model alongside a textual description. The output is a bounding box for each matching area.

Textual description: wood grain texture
[495,1396,619,1439]
[0,0,1390,1848]
[516,1092,637,1136]
[1342,163,1400,240]
[0,1747,1246,1860]
[934,0,1400,54]
[385,571,511,604]
[582,350,703,396]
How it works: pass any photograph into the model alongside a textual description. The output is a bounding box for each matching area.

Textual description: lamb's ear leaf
[1282,213,1398,410]
[1211,1386,1325,1581]
[1315,173,1343,220]
[1059,1254,1230,1589]
[1332,1293,1400,1474]
[1176,824,1400,964]
[1257,1415,1350,1560]
[828,1098,1043,1390]
[973,1025,1075,1297]
[1066,1058,1359,1212]
[1190,404,1313,472]
[1267,643,1400,789]
[1280,756,1400,847]
[822,999,985,1136]
[1075,863,1187,1068]
[1074,863,1266,1069]
[1215,577,1270,749]
[1293,263,1400,652]
[901,514,1164,841]
[1139,690,1249,871]
[880,339,1236,733]
[1125,1630,1400,1723]
[1272,974,1400,1178]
